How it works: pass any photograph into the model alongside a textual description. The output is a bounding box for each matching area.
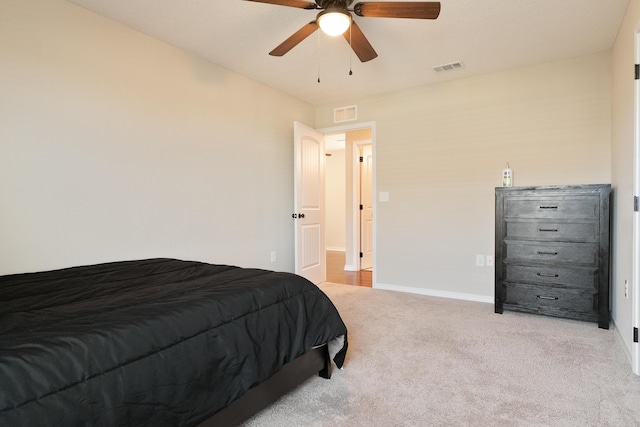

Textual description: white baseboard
[343,265,358,272]
[611,318,633,368]
[374,282,493,304]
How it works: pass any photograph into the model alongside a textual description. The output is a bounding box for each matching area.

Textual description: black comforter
[0,258,347,426]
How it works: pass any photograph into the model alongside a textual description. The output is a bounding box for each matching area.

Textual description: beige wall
[612,0,640,365]
[0,0,315,275]
[317,52,612,301]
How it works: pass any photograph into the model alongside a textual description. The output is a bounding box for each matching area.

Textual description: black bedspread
[0,258,347,426]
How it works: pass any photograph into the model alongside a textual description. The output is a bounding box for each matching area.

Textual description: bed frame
[197,345,332,427]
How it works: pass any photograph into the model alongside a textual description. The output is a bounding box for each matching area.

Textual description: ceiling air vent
[334,105,357,123]
[433,61,463,73]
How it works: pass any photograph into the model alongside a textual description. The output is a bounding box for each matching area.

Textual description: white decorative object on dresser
[494,184,611,329]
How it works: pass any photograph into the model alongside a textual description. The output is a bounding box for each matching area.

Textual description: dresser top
[495,184,611,192]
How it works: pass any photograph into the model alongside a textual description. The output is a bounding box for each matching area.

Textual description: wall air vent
[433,61,464,73]
[334,105,357,123]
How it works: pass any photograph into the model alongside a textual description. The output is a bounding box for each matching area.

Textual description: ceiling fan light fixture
[317,9,351,36]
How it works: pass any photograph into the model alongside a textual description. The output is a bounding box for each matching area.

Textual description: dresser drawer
[504,241,598,265]
[504,196,599,220]
[504,264,597,290]
[502,282,598,322]
[505,220,598,242]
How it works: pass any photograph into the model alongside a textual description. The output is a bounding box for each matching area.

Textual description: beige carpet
[244,282,640,426]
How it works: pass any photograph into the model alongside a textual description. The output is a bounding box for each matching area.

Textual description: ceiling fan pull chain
[348,16,353,76]
[317,30,321,83]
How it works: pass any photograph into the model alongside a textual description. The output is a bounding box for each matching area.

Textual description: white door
[360,144,373,270]
[294,122,326,284]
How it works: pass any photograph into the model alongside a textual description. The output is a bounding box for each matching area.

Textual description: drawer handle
[537,295,559,301]
[537,272,559,278]
[537,251,558,256]
[539,206,559,209]
[538,228,558,232]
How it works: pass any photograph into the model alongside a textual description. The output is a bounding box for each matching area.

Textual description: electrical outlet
[475,255,485,267]
[270,251,277,263]
[485,255,494,267]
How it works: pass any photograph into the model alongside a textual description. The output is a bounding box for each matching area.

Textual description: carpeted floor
[243,282,640,426]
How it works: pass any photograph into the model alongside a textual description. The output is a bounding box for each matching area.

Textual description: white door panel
[301,224,321,270]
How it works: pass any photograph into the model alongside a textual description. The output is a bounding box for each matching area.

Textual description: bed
[0,258,347,426]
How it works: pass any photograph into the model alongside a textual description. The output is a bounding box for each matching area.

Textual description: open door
[293,122,326,284]
[359,144,373,270]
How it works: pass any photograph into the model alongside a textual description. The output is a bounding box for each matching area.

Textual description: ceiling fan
[245,0,441,62]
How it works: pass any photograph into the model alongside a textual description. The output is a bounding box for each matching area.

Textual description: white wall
[325,149,346,251]
[611,0,640,365]
[316,52,612,302]
[0,0,315,275]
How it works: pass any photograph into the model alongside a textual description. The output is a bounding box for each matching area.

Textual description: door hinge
[359,204,363,210]
[636,64,639,80]
[359,156,363,162]
[635,196,639,212]
[359,252,363,258]
[634,327,639,343]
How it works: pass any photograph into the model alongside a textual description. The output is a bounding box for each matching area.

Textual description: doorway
[321,123,375,286]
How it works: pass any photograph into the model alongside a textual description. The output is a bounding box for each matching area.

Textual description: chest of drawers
[494,184,611,328]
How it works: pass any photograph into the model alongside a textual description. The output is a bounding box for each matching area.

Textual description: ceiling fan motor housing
[316,0,354,10]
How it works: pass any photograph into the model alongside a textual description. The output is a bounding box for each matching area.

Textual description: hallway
[325,250,372,287]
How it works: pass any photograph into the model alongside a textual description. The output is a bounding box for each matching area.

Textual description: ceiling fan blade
[343,20,377,63]
[353,2,441,19]
[245,0,318,9]
[269,22,319,56]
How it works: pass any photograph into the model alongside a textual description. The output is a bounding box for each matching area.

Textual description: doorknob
[299,213,305,218]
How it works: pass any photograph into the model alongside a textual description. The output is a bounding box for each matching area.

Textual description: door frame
[355,140,373,270]
[318,121,377,286]
[632,31,640,375]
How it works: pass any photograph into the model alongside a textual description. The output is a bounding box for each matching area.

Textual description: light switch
[379,192,389,202]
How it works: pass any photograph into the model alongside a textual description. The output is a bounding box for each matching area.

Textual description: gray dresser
[494,184,611,328]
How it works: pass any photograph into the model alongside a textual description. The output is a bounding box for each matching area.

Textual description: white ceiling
[68,0,629,106]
